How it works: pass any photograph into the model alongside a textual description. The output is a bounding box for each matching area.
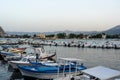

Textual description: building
[83,34,90,39]
[102,33,106,39]
[37,33,46,39]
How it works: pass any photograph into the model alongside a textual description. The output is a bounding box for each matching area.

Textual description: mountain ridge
[6,25,120,35]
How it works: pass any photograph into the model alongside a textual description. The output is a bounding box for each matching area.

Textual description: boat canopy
[59,58,84,62]
[82,66,120,80]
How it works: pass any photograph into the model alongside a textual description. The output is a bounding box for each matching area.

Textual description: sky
[0,0,120,32]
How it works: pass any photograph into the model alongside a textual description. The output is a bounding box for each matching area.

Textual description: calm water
[0,45,120,80]
[45,46,120,70]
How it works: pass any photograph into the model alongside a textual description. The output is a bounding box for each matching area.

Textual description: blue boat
[0,51,15,56]
[18,58,87,79]
[0,51,22,61]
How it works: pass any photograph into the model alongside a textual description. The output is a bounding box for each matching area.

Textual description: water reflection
[8,63,36,80]
[0,60,12,80]
[0,59,54,80]
[10,70,23,80]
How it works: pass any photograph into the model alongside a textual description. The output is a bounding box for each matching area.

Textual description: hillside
[104,25,120,35]
[0,26,6,36]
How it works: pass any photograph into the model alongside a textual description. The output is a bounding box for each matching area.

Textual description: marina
[0,38,120,49]
[0,38,120,80]
[1,0,120,79]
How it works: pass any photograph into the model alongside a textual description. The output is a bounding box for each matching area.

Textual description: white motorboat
[8,47,56,69]
[8,55,36,69]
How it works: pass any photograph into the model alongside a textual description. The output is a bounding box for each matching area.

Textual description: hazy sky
[0,0,120,32]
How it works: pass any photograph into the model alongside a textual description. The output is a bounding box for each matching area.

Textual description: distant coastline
[6,25,120,35]
[0,25,120,39]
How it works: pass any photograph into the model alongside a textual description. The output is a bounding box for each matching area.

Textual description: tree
[68,33,77,38]
[46,34,55,37]
[91,33,102,38]
[56,33,66,39]
[23,34,30,38]
[76,34,84,39]
[33,34,37,38]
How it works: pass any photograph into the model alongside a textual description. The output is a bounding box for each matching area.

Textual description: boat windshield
[20,57,36,62]
[20,58,27,62]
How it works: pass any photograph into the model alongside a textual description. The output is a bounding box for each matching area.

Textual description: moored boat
[72,66,120,80]
[18,58,87,79]
[8,47,56,69]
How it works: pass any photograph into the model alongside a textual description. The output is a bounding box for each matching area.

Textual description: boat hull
[20,68,74,79]
[9,61,30,69]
